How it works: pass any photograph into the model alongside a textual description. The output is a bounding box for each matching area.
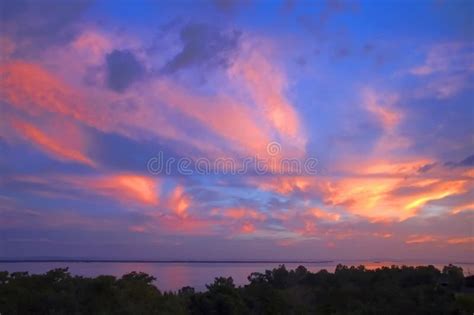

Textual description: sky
[0,0,473,261]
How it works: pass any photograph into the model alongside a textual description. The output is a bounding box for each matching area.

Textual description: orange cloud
[405,235,437,244]
[307,208,340,222]
[11,119,95,167]
[451,202,474,214]
[251,176,313,195]
[324,177,468,221]
[404,180,468,210]
[446,237,474,245]
[223,208,266,221]
[252,157,469,221]
[298,220,317,236]
[240,222,256,234]
[111,175,159,206]
[168,185,191,218]
[372,232,393,239]
[358,159,432,176]
[7,173,160,207]
[75,174,160,206]
[210,207,266,235]
[463,169,474,178]
[406,235,474,246]
[135,185,222,236]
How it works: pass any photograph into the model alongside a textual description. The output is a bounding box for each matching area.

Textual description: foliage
[0,264,473,315]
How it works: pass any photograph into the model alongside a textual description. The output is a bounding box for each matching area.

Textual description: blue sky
[0,0,473,261]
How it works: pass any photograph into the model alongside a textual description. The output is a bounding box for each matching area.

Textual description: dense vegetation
[1,264,473,315]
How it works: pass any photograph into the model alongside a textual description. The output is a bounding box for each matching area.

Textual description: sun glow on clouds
[247,86,468,222]
[1,1,473,261]
[308,208,340,222]
[228,44,305,148]
[0,43,305,162]
[152,79,272,157]
[323,177,469,221]
[405,235,437,244]
[253,158,470,222]
[56,174,160,206]
[222,208,266,221]
[240,222,256,234]
[11,119,95,167]
[110,175,159,206]
[0,61,84,117]
[362,88,401,132]
[2,172,160,210]
[446,237,474,245]
[452,203,474,214]
[168,185,191,218]
[406,235,474,247]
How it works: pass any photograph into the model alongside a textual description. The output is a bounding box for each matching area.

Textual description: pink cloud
[228,40,307,154]
[409,42,474,76]
[408,42,474,99]
[99,174,159,206]
[451,201,474,214]
[0,61,222,160]
[11,119,95,167]
[307,208,340,222]
[221,208,266,221]
[446,236,474,245]
[361,88,411,154]
[405,235,437,244]
[1,30,310,164]
[151,79,272,157]
[168,185,191,219]
[240,222,256,234]
[12,173,160,207]
[362,88,401,131]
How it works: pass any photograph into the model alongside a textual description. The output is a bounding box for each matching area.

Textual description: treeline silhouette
[1,264,473,314]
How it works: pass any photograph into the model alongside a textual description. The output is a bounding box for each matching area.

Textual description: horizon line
[1,259,473,264]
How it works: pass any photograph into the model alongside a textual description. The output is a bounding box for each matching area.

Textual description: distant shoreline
[0,260,336,264]
[1,259,473,264]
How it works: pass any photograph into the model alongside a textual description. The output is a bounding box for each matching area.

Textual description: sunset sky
[0,0,473,261]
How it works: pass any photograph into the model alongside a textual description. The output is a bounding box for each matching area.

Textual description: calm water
[1,261,473,292]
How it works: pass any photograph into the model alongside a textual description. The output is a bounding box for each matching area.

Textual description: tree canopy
[1,264,473,315]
